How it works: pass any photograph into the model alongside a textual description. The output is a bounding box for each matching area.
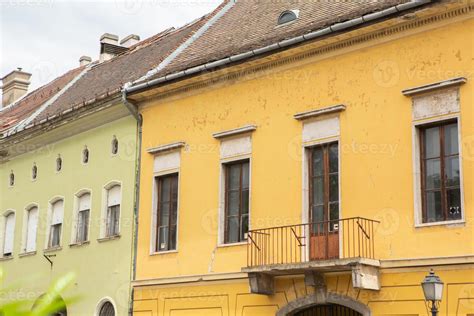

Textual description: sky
[0,0,221,94]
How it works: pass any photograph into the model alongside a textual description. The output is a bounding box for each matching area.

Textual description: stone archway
[276,292,371,316]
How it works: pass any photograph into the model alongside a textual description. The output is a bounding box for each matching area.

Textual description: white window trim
[217,154,252,247]
[45,196,65,250]
[1,210,16,258]
[21,203,39,254]
[71,189,92,244]
[150,168,181,255]
[95,297,117,316]
[412,114,465,227]
[100,181,123,239]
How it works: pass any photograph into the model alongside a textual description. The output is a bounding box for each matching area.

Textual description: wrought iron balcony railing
[246,217,379,268]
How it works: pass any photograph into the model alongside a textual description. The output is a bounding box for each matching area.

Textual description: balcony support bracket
[249,272,275,295]
[351,264,380,291]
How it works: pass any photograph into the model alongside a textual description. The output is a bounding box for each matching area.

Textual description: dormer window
[278,10,298,25]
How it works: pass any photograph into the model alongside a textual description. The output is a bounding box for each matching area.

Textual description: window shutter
[26,207,38,252]
[3,213,15,254]
[51,200,64,225]
[107,186,121,207]
[78,193,91,211]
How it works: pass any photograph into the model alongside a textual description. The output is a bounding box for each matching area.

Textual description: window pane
[329,174,339,202]
[240,214,249,241]
[329,203,339,231]
[311,205,324,223]
[242,162,249,189]
[50,224,61,247]
[229,164,241,190]
[447,189,462,220]
[159,202,170,226]
[170,201,178,225]
[425,159,441,189]
[228,191,240,216]
[312,148,324,176]
[329,144,338,173]
[444,123,459,155]
[161,178,171,202]
[227,216,239,243]
[241,189,249,215]
[424,127,440,158]
[169,225,177,250]
[312,176,324,205]
[158,226,169,251]
[445,156,460,187]
[426,191,443,222]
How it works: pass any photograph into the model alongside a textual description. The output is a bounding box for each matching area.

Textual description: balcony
[242,217,381,294]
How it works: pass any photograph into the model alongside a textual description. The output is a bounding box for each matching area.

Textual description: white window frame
[21,204,39,253]
[412,114,465,227]
[1,210,16,258]
[71,189,92,244]
[150,149,181,255]
[95,297,117,316]
[45,197,65,249]
[100,181,122,239]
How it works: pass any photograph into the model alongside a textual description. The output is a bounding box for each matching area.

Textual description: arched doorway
[295,304,362,316]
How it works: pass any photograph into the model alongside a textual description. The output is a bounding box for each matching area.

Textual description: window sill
[150,250,178,256]
[19,251,36,257]
[415,219,465,228]
[97,234,121,243]
[217,241,247,248]
[0,255,13,261]
[44,246,62,253]
[69,241,90,248]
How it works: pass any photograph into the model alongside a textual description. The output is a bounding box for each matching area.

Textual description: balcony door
[309,143,339,260]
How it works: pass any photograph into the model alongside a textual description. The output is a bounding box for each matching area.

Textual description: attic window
[278,10,298,25]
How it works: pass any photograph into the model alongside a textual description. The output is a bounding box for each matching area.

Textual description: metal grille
[99,302,115,316]
[295,304,362,316]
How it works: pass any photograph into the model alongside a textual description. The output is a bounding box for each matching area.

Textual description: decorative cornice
[402,77,467,96]
[212,125,257,139]
[147,141,186,154]
[132,272,248,287]
[294,105,346,121]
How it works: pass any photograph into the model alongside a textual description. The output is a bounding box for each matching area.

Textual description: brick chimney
[1,68,32,108]
[100,33,128,63]
[120,34,140,48]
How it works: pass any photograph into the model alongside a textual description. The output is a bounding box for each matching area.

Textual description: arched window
[76,193,91,243]
[82,146,89,164]
[278,10,298,25]
[9,171,14,186]
[32,164,38,180]
[48,199,64,248]
[105,185,121,237]
[56,155,63,172]
[99,301,115,316]
[111,136,119,155]
[23,206,39,253]
[3,212,15,257]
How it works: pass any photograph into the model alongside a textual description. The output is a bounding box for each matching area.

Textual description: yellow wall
[134,16,474,315]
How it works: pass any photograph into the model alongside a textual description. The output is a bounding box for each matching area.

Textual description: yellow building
[126,1,474,315]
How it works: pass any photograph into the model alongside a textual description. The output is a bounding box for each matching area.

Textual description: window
[155,174,178,252]
[32,164,38,180]
[82,146,89,164]
[106,185,121,237]
[24,206,38,252]
[224,160,249,244]
[99,301,115,316]
[56,155,62,172]
[9,171,14,186]
[420,120,462,223]
[76,193,90,243]
[111,136,118,155]
[278,10,298,25]
[3,212,15,256]
[49,200,64,248]
[309,143,339,231]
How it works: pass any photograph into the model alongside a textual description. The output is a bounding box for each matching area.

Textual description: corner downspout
[121,88,142,316]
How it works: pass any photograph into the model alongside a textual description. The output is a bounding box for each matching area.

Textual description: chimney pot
[79,56,92,67]
[100,33,119,45]
[120,34,140,48]
[1,68,32,108]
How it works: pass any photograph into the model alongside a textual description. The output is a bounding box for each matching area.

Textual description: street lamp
[421,269,444,316]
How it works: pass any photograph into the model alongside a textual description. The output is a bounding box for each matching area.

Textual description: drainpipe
[121,88,142,316]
